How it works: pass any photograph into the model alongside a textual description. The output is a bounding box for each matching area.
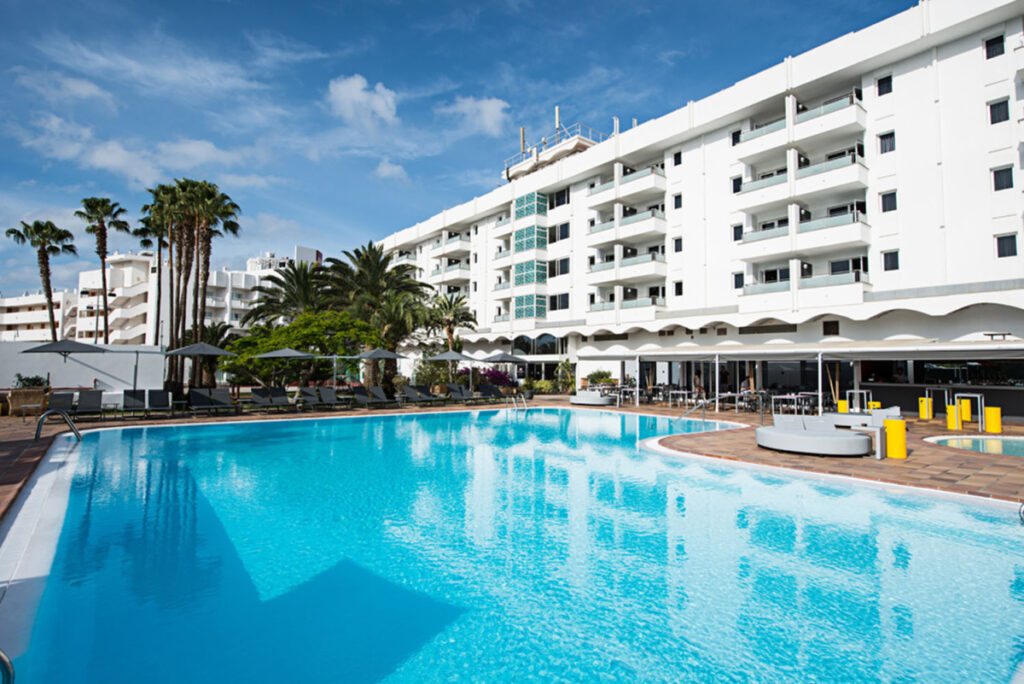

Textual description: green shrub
[533,379,554,394]
[586,369,614,386]
[14,373,47,389]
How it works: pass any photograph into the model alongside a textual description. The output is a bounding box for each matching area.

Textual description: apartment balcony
[734,117,787,163]
[109,281,149,306]
[437,234,472,257]
[230,298,255,310]
[735,212,870,262]
[585,253,666,286]
[586,210,667,248]
[587,167,666,210]
[0,310,58,326]
[493,249,511,262]
[793,94,866,147]
[108,301,149,327]
[493,282,512,300]
[108,323,147,344]
[742,280,790,296]
[493,313,510,323]
[394,253,416,265]
[793,155,868,202]
[493,217,513,237]
[799,271,871,308]
[437,262,471,284]
[205,297,226,309]
[734,225,791,262]
[621,296,665,310]
[588,301,616,312]
[734,173,789,213]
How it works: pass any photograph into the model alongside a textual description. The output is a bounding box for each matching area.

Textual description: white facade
[0,289,77,342]
[382,0,1024,386]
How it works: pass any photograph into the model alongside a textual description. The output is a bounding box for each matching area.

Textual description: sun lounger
[188,388,213,415]
[352,386,394,409]
[369,386,400,407]
[147,390,173,417]
[756,414,871,456]
[298,387,326,410]
[318,387,349,410]
[251,387,275,412]
[402,385,443,407]
[47,392,74,413]
[268,386,297,411]
[448,384,483,404]
[123,389,147,417]
[209,388,237,414]
[74,390,103,421]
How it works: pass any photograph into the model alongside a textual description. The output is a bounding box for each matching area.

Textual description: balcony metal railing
[738,117,785,143]
[588,180,615,196]
[621,252,666,268]
[801,271,869,289]
[588,301,616,312]
[743,280,790,295]
[795,91,862,124]
[798,211,868,233]
[589,220,615,234]
[740,173,787,193]
[796,153,860,179]
[621,296,665,309]
[742,225,789,242]
[504,122,608,169]
[621,209,665,226]
[588,260,616,273]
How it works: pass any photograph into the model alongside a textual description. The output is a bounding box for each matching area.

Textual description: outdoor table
[845,389,872,413]
[771,394,805,414]
[717,392,744,413]
[617,388,636,407]
[668,390,691,408]
[924,386,950,411]
[954,392,985,432]
[19,403,42,423]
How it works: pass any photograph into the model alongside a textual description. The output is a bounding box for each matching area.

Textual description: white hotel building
[382,0,1024,413]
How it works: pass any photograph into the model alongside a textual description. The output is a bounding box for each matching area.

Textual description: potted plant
[522,377,535,400]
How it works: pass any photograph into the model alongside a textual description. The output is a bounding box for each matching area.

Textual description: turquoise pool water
[935,436,1024,458]
[9,408,1024,682]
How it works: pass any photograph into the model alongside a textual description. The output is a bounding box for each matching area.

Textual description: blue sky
[0,0,909,294]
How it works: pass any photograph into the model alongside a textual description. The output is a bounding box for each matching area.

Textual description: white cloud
[245,32,329,68]
[18,113,92,161]
[326,74,398,132]
[218,173,287,189]
[12,68,117,111]
[436,95,510,137]
[155,139,252,170]
[373,158,409,182]
[36,32,263,100]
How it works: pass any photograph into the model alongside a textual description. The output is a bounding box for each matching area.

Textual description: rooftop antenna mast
[555,105,561,134]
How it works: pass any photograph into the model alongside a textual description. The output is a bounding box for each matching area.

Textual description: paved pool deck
[1,396,1023,523]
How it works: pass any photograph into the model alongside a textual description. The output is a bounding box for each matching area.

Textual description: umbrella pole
[133,351,139,391]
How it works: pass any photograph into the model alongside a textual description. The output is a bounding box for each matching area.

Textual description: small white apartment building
[0,290,77,342]
[381,0,1024,412]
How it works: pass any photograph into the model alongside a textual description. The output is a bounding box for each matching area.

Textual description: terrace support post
[817,352,824,415]
[715,354,720,412]
[635,354,640,407]
[133,350,139,391]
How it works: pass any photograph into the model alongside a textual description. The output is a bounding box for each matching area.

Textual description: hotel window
[878,132,895,154]
[674,281,683,296]
[731,130,741,146]
[547,222,570,243]
[548,293,570,311]
[830,256,868,275]
[733,272,744,289]
[673,151,682,166]
[732,224,743,241]
[997,234,1017,258]
[762,267,789,283]
[993,167,1014,191]
[673,237,683,252]
[883,250,899,271]
[673,194,682,209]
[990,99,1010,124]
[547,187,570,210]
[876,75,892,96]
[880,191,897,213]
[731,176,742,193]
[548,257,570,278]
[823,321,840,336]
[986,35,1005,59]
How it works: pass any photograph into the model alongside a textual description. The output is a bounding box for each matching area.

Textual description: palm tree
[186,321,237,386]
[133,215,167,345]
[242,261,326,326]
[372,291,432,390]
[75,197,131,344]
[5,220,77,341]
[433,293,476,351]
[193,182,240,345]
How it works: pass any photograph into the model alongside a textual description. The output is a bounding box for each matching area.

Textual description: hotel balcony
[585,296,666,325]
[493,216,513,237]
[493,248,511,263]
[437,234,472,257]
[493,281,512,300]
[735,211,870,262]
[394,252,416,265]
[793,93,866,147]
[587,167,666,210]
[742,280,790,296]
[734,172,789,213]
[799,271,871,308]
[493,313,510,323]
[586,209,667,248]
[437,262,471,284]
[585,252,666,286]
[793,154,868,202]
[733,116,787,164]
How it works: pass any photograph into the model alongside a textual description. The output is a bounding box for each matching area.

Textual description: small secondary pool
[4,409,1024,682]
[933,436,1024,457]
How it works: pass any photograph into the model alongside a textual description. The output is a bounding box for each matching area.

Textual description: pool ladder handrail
[0,646,13,683]
[1018,501,1024,526]
[504,394,528,411]
[34,409,81,442]
[679,394,727,423]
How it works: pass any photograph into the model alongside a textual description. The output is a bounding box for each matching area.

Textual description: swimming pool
[932,436,1024,458]
[4,408,1024,682]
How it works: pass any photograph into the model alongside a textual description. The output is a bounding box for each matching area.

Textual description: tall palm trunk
[37,248,57,341]
[96,222,110,344]
[197,224,211,341]
[165,220,176,385]
[153,240,162,345]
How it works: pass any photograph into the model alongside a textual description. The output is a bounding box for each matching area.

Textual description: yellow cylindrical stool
[868,401,881,410]
[885,419,907,459]
[946,406,960,430]
[959,398,972,423]
[918,397,933,420]
[985,406,1002,434]
[838,400,849,413]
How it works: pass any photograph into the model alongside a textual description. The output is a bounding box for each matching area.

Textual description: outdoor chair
[122,390,147,418]
[298,387,326,410]
[74,390,104,421]
[268,386,298,411]
[448,384,482,405]
[352,386,392,409]
[402,385,443,407]
[251,387,275,412]
[209,388,237,414]
[318,387,349,410]
[477,385,505,403]
[369,386,400,407]
[147,390,173,417]
[415,385,445,401]
[46,392,74,414]
[188,388,213,415]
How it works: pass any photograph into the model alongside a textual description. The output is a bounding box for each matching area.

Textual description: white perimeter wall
[0,342,165,392]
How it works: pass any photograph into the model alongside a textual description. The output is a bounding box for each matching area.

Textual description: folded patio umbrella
[254,348,316,360]
[23,339,106,363]
[166,343,236,357]
[356,349,407,360]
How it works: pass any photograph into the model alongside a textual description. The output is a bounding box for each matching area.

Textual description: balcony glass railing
[796,154,860,179]
[495,217,511,227]
[494,282,510,290]
[741,225,788,242]
[430,268,442,277]
[430,241,442,250]
[589,220,615,234]
[589,260,616,273]
[444,263,470,272]
[795,92,861,124]
[738,117,785,143]
[494,314,510,322]
[743,281,790,295]
[621,252,666,268]
[621,166,666,185]
[798,211,867,233]
[740,173,787,193]
[621,209,665,226]
[446,234,471,245]
[621,297,665,309]
[494,249,511,259]
[801,271,869,289]
[588,180,615,196]
[588,301,616,312]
